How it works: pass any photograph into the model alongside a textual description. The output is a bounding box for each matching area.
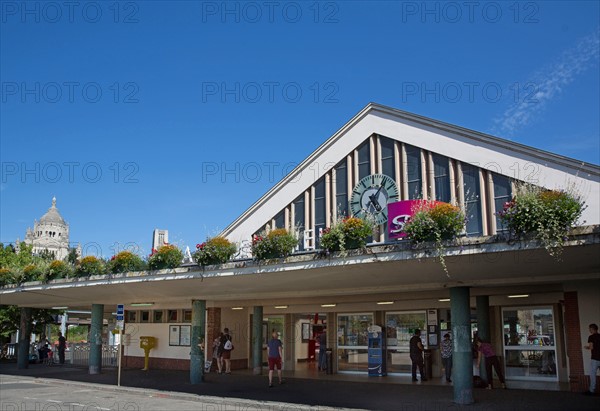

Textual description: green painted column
[89,304,104,374]
[476,295,491,383]
[17,307,32,369]
[190,300,206,384]
[252,306,263,375]
[450,287,474,405]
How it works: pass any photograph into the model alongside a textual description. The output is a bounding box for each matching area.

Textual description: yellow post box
[139,336,156,371]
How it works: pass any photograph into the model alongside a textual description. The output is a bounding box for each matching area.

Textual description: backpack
[224,339,233,350]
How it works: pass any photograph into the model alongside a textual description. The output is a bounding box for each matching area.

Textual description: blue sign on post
[116,304,125,330]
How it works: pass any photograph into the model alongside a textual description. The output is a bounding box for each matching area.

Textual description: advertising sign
[387,200,420,239]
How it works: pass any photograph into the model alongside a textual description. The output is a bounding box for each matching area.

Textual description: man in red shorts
[267,329,283,387]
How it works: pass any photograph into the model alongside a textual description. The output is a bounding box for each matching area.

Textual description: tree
[0,243,59,344]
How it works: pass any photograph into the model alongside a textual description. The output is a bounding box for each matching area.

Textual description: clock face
[350,174,399,225]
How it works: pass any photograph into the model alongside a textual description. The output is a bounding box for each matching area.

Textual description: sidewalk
[1,362,597,411]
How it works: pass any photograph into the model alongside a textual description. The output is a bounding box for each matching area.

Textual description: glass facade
[385,311,427,374]
[381,137,396,181]
[314,177,326,246]
[462,163,482,236]
[293,194,305,251]
[334,160,348,218]
[357,141,371,180]
[493,173,512,232]
[406,145,422,199]
[337,313,373,372]
[502,307,557,380]
[274,210,285,229]
[432,153,451,203]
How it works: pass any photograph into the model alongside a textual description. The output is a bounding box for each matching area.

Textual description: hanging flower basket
[148,244,184,270]
[320,216,373,252]
[404,201,465,276]
[193,236,237,266]
[252,228,297,260]
[497,184,586,258]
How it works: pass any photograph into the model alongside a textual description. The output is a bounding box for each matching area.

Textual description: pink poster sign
[387,200,422,240]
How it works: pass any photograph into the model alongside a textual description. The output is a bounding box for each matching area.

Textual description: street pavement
[0,362,598,411]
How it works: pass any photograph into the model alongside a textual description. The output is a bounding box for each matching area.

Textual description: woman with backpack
[220,328,233,374]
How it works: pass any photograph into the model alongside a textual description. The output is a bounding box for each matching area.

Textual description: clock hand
[369,186,384,212]
[369,193,382,212]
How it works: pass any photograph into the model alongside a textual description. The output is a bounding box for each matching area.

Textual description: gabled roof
[222,103,600,242]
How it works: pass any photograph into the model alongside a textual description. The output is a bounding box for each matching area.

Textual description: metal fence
[70,343,119,368]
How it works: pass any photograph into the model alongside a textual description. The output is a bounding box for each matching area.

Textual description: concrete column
[190,300,206,384]
[284,313,294,370]
[450,287,474,405]
[476,295,491,382]
[327,312,336,373]
[60,311,68,336]
[89,304,104,374]
[252,306,263,375]
[17,307,32,369]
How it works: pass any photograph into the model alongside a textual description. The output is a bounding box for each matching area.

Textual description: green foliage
[65,247,79,265]
[405,202,465,244]
[43,260,72,282]
[106,251,146,273]
[75,256,106,277]
[404,201,465,277]
[0,268,13,287]
[497,184,586,257]
[21,264,44,283]
[251,228,297,260]
[148,244,184,270]
[0,305,58,339]
[320,217,373,251]
[193,237,237,266]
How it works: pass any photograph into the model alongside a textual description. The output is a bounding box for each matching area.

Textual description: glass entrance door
[385,311,427,374]
[337,313,373,372]
[502,307,557,380]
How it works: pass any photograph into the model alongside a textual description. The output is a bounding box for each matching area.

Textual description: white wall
[123,323,191,359]
[221,308,250,361]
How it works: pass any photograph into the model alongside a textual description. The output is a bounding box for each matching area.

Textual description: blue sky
[1,1,599,258]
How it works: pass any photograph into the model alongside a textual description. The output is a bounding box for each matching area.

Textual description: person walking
[57,332,66,365]
[318,329,327,371]
[476,338,507,389]
[441,333,453,383]
[267,330,283,387]
[583,323,600,396]
[212,332,223,373]
[220,328,233,374]
[410,329,427,382]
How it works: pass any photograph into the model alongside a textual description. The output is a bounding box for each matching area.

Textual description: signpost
[116,304,124,387]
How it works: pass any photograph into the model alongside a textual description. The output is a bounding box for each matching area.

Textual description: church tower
[23,197,73,260]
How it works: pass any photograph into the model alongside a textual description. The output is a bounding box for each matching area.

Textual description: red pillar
[564,291,586,392]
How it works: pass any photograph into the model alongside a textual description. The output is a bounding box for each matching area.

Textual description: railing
[70,343,119,368]
[0,343,18,359]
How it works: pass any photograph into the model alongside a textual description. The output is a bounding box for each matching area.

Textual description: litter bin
[423,349,432,380]
[325,349,333,374]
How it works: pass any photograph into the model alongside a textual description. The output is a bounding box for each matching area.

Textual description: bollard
[326,349,333,374]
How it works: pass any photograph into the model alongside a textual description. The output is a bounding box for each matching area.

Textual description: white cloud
[493,29,599,136]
